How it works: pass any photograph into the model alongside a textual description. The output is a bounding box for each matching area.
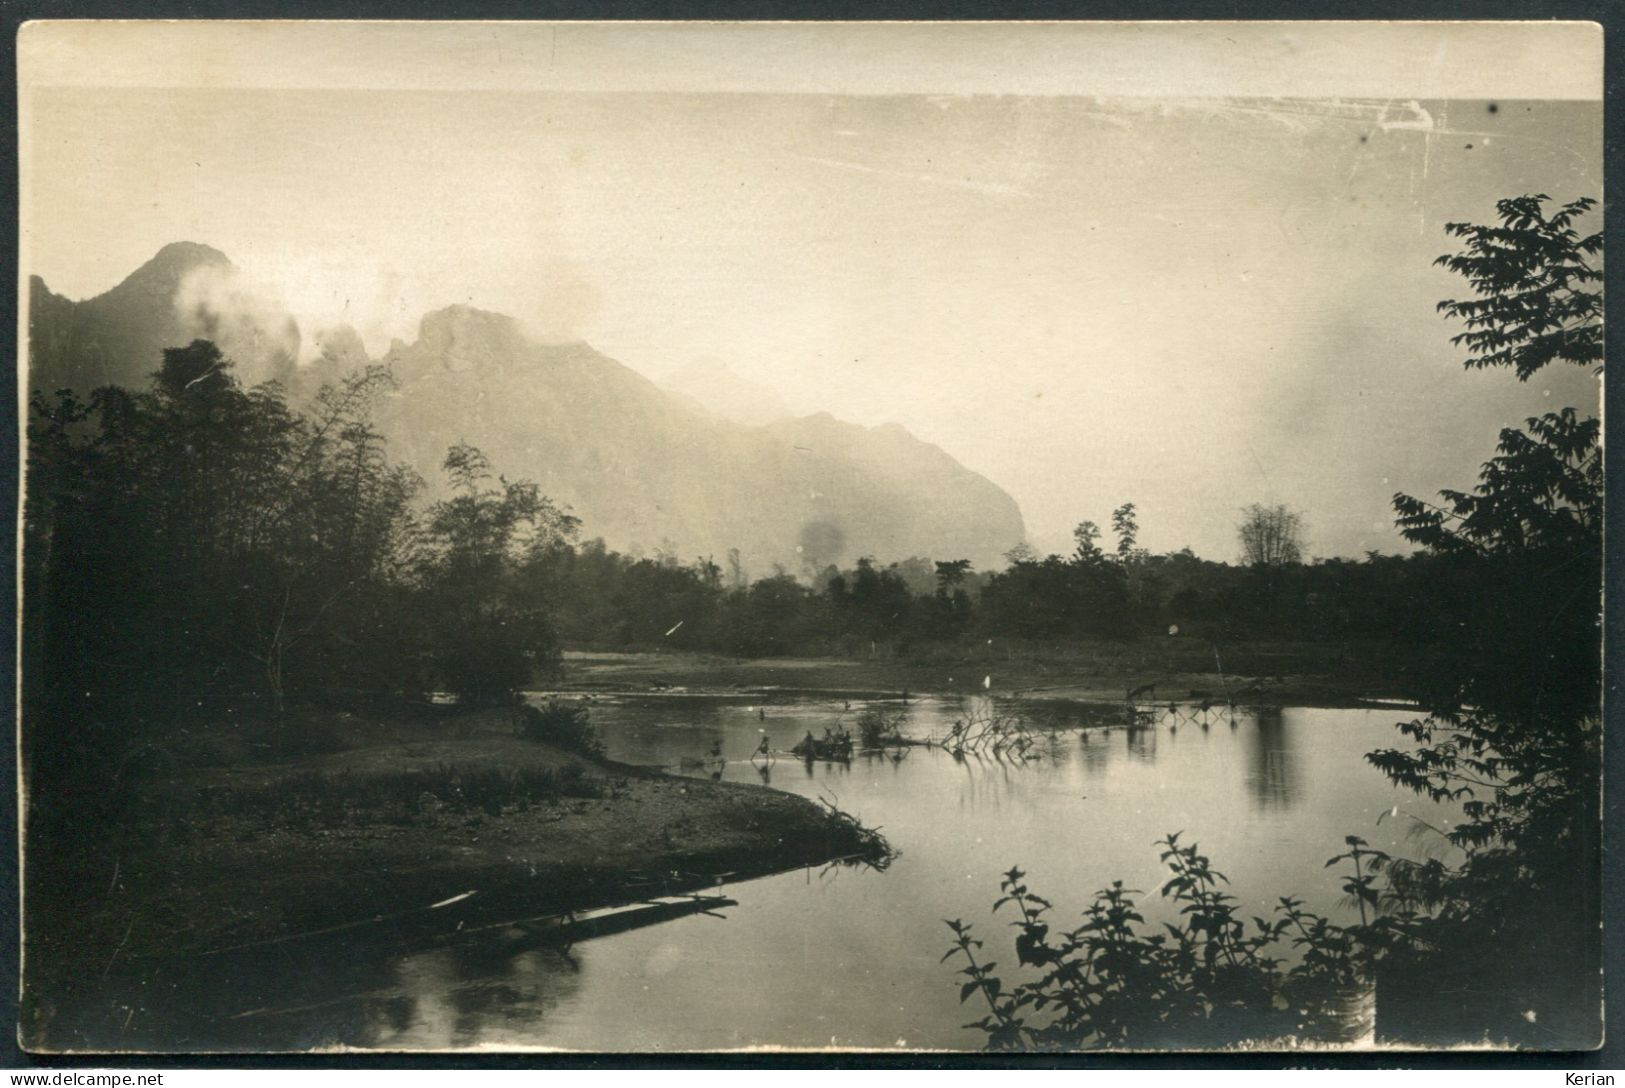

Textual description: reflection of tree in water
[109,944,419,1050]
[952,750,1048,816]
[799,755,852,780]
[1125,723,1158,762]
[367,941,586,1048]
[1246,706,1301,810]
[96,930,586,1051]
[1074,729,1112,774]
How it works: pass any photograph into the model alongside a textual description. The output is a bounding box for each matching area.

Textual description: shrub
[855,707,905,748]
[516,700,605,757]
[944,835,1388,1050]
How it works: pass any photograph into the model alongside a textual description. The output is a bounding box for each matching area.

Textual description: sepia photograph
[14,20,1605,1054]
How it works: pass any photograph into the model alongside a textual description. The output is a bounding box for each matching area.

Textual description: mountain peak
[403,304,534,375]
[137,241,231,279]
[29,241,306,393]
[418,304,523,340]
[106,242,233,303]
[151,240,230,266]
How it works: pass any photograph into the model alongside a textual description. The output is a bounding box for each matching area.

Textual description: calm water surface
[208,692,1455,1052]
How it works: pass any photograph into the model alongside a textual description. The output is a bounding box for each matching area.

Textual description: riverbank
[21,705,887,1049]
[557,639,1425,709]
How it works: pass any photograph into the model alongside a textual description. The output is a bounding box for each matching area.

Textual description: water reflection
[1126,723,1158,762]
[52,919,595,1052]
[1247,705,1303,810]
[1075,728,1111,773]
[368,942,585,1049]
[75,695,1448,1051]
[799,755,851,781]
[954,752,1047,816]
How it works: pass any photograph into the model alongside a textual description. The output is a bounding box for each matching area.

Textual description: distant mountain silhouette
[29,242,301,394]
[27,245,1026,571]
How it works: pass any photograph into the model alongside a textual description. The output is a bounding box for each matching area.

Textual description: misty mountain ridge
[660,357,794,426]
[27,243,1026,572]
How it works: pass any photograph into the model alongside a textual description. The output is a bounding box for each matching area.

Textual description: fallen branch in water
[815,796,896,871]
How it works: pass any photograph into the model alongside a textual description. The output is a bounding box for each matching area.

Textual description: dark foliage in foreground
[1432,194,1601,380]
[945,837,1390,1050]
[22,343,575,844]
[1370,196,1602,1048]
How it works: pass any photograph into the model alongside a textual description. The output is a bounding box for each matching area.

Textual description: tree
[24,341,430,719]
[1002,541,1038,567]
[230,363,422,716]
[23,338,445,860]
[1110,503,1139,561]
[828,557,914,645]
[416,442,576,704]
[719,573,822,656]
[931,558,974,634]
[1433,194,1601,381]
[1071,520,1104,566]
[1237,503,1303,568]
[890,556,939,597]
[934,559,972,599]
[1371,194,1603,1045]
[1392,408,1599,562]
[1391,192,1602,721]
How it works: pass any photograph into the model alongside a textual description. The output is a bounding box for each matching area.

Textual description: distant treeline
[537,536,1480,657]
[24,339,1499,737]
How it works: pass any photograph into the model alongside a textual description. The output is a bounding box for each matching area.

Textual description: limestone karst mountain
[28,242,302,395]
[27,244,1026,572]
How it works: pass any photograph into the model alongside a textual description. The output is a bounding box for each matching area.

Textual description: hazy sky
[20,23,1602,560]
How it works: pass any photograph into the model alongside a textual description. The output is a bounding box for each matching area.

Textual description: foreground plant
[944,835,1397,1051]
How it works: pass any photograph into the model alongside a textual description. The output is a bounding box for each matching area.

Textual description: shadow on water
[48,889,765,1051]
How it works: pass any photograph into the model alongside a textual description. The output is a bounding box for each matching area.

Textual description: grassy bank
[21,704,887,1049]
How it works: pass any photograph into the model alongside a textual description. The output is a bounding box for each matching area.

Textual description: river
[216,692,1454,1051]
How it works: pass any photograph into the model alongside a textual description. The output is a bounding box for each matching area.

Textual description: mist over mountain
[28,242,302,394]
[27,244,1026,573]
